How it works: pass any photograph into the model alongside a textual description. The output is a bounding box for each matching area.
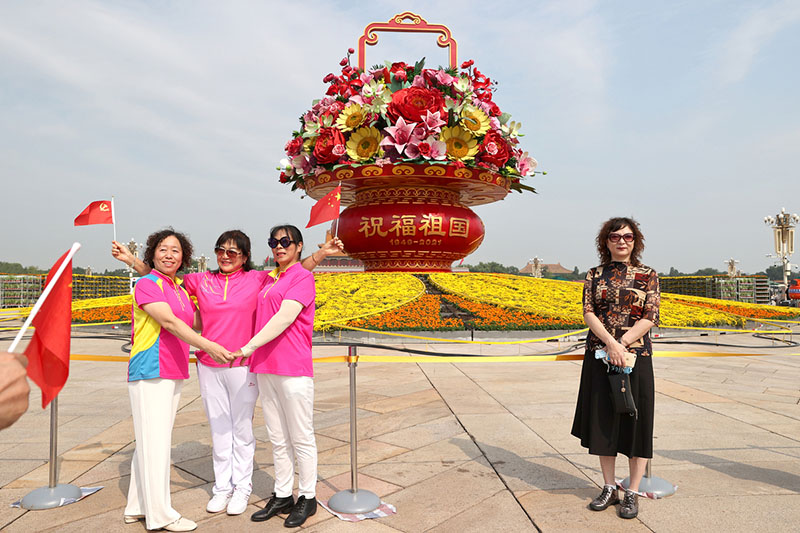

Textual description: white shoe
[206,492,233,513]
[227,489,250,515]
[162,517,197,531]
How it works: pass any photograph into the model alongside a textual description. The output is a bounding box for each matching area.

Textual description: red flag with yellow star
[74,200,113,226]
[306,185,341,228]
[24,250,73,408]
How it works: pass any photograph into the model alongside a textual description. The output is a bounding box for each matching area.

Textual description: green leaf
[498,113,511,125]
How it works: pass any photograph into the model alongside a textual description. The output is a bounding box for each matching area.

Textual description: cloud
[715,0,800,85]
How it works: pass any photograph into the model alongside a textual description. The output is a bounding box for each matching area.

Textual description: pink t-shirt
[183,269,271,367]
[130,270,196,381]
[249,263,316,377]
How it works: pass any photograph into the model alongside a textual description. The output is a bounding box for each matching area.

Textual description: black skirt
[571,348,654,458]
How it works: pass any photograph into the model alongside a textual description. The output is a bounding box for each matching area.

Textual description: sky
[1,0,799,275]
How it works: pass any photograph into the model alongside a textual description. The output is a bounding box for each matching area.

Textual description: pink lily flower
[380,116,419,158]
[419,110,447,134]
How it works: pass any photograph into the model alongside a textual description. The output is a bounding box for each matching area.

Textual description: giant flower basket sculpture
[280,12,539,271]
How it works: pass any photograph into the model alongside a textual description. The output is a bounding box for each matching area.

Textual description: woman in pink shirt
[112,230,339,517]
[233,225,318,528]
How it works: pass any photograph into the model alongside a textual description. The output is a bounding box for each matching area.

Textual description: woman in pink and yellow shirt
[113,229,339,517]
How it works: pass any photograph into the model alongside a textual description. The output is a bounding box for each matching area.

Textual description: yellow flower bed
[430,273,745,328]
[430,272,582,319]
[313,272,424,329]
[25,272,780,331]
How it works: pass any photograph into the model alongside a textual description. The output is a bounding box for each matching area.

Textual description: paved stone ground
[2,326,800,532]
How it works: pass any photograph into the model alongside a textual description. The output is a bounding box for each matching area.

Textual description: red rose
[387,87,446,124]
[285,137,303,157]
[390,62,410,74]
[479,130,511,166]
[313,127,345,165]
[279,171,289,183]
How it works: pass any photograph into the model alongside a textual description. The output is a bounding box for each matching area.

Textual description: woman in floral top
[571,217,660,520]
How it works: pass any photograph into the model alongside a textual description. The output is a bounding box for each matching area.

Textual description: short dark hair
[143,228,194,272]
[595,217,645,266]
[270,224,304,261]
[214,229,254,271]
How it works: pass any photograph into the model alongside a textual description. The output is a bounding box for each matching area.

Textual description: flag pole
[8,243,81,353]
[334,182,341,239]
[12,243,83,510]
[111,196,117,243]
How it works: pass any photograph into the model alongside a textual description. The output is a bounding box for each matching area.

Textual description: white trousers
[125,378,183,530]
[197,364,259,496]
[257,374,317,498]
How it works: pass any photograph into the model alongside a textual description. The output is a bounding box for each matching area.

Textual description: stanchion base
[328,489,381,514]
[21,484,83,510]
[620,476,676,498]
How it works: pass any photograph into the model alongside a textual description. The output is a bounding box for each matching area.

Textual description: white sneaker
[226,489,250,515]
[206,492,233,513]
[163,517,197,532]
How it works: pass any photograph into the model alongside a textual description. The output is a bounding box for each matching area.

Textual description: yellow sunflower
[460,105,490,136]
[441,126,479,161]
[346,126,382,161]
[335,104,366,132]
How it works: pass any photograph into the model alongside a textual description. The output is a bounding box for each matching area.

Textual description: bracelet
[311,253,319,265]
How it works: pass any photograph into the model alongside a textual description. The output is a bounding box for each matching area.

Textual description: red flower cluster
[387,87,446,123]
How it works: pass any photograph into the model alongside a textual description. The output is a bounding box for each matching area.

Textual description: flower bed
[347,294,462,331]
[314,272,424,329]
[443,294,584,330]
[666,294,800,321]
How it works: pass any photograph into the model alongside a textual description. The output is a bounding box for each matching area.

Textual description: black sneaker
[251,493,294,522]
[284,496,317,528]
[589,485,619,511]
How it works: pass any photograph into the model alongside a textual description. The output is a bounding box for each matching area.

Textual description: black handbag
[608,371,638,418]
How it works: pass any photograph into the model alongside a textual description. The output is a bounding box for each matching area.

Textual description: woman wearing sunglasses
[112,229,340,518]
[571,217,660,520]
[231,225,318,528]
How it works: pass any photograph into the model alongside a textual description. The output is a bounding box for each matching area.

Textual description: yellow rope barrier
[327,324,590,344]
[69,351,800,364]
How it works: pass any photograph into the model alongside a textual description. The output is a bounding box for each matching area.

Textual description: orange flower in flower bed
[348,294,462,331]
[443,294,584,330]
[668,295,800,321]
[72,304,131,324]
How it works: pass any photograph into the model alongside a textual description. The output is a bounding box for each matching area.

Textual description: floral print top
[583,262,660,356]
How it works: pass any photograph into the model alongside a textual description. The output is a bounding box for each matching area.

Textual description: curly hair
[143,228,194,272]
[595,217,645,266]
[214,229,254,272]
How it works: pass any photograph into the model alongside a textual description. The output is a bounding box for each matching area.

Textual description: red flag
[306,185,341,228]
[74,200,113,226]
[24,251,73,408]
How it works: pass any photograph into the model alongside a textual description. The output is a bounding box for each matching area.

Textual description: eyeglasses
[268,237,296,249]
[608,233,635,243]
[214,246,242,258]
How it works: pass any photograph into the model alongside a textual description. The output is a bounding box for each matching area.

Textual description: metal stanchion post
[21,397,82,509]
[621,459,676,498]
[328,346,381,514]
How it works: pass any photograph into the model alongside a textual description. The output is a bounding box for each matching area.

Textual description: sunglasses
[608,233,635,243]
[214,246,242,259]
[268,237,296,249]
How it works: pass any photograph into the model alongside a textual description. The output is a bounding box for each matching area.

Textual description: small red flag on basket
[306,185,341,228]
[74,200,114,226]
